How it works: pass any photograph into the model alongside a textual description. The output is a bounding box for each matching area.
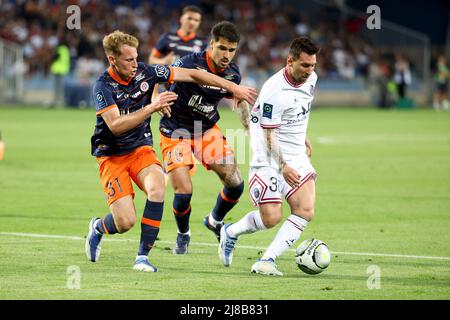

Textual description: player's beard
[219,59,229,68]
[293,72,310,85]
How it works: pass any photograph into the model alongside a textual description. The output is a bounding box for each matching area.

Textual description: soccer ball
[295,238,331,275]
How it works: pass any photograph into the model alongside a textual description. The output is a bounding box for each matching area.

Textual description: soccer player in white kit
[218,37,320,275]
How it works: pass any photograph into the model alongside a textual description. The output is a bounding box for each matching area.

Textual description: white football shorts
[248,161,317,207]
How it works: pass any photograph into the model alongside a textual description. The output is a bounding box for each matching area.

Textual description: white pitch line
[1,231,450,261]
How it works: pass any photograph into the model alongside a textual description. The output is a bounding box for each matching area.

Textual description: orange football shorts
[160,124,234,173]
[96,145,161,206]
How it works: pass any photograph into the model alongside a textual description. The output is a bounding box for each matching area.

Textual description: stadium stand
[0,0,445,107]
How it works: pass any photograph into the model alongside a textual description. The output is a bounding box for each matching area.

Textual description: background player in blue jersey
[85,30,257,272]
[159,21,252,254]
[149,5,207,66]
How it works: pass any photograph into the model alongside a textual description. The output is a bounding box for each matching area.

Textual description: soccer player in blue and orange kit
[149,5,207,65]
[85,30,257,272]
[159,21,252,254]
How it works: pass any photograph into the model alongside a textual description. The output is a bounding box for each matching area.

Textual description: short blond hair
[102,30,139,57]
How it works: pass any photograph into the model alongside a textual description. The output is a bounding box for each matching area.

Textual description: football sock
[95,213,118,235]
[207,214,222,228]
[262,214,309,261]
[138,200,164,256]
[211,181,244,222]
[173,193,192,234]
[227,210,267,238]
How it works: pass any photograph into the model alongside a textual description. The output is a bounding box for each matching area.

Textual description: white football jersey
[249,68,317,169]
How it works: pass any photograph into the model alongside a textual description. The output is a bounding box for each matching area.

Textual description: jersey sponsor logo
[287,103,311,124]
[95,91,107,108]
[135,72,145,82]
[262,103,273,119]
[154,65,169,80]
[188,95,215,114]
[297,102,311,116]
[130,91,142,99]
[140,81,149,92]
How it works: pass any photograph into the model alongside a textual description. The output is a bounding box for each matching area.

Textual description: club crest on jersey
[262,103,273,119]
[253,188,261,200]
[154,65,169,79]
[95,91,106,108]
[140,81,149,92]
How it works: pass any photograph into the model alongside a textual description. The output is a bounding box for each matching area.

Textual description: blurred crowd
[0,0,380,83]
[2,0,446,109]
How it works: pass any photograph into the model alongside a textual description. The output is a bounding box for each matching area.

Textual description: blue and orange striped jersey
[91,62,173,157]
[152,30,207,61]
[159,50,241,137]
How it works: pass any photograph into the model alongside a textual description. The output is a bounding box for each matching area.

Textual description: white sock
[135,255,148,261]
[208,213,222,227]
[227,210,267,238]
[262,214,309,261]
[178,229,191,236]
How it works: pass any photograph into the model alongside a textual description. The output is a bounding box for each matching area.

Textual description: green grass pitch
[0,105,449,300]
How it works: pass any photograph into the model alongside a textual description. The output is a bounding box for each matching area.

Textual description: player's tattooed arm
[264,128,285,168]
[236,100,250,132]
[264,128,301,188]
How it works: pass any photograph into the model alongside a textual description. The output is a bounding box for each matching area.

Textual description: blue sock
[95,213,118,235]
[173,193,192,234]
[138,200,164,256]
[211,181,244,222]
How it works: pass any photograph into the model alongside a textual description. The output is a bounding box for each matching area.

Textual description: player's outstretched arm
[101,91,177,136]
[171,67,258,105]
